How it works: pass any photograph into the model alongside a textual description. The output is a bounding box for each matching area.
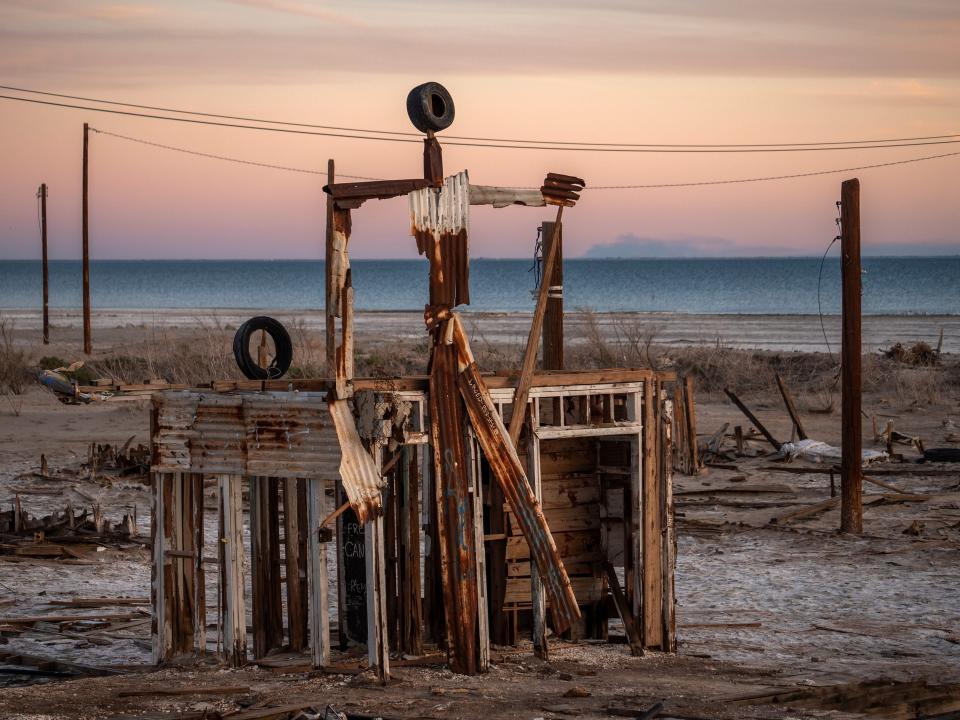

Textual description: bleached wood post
[151,472,171,663]
[526,412,548,660]
[365,515,390,680]
[365,445,390,681]
[219,474,247,666]
[467,429,491,671]
[308,477,331,667]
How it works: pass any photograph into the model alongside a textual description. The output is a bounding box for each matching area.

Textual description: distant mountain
[582,234,960,258]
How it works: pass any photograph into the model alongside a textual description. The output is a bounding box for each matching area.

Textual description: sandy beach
[3,307,958,354]
[1,304,959,717]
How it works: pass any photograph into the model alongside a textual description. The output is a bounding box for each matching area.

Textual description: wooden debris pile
[1,497,141,556]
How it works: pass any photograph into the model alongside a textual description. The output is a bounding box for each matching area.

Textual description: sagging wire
[818,201,841,364]
[529,224,544,292]
[89,127,379,179]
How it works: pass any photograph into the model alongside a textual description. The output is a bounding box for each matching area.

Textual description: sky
[1,0,959,260]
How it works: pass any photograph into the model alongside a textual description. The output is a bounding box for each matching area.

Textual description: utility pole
[38,183,49,344]
[325,158,336,374]
[541,221,563,371]
[840,178,863,534]
[82,122,92,355]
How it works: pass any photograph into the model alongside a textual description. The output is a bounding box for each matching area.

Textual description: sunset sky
[1,0,959,260]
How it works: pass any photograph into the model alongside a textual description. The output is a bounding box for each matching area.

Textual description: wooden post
[283,478,307,651]
[365,513,390,681]
[39,183,49,344]
[249,477,283,657]
[541,221,563,371]
[527,427,548,660]
[82,123,91,355]
[325,159,336,375]
[219,474,247,666]
[308,477,330,667]
[840,178,863,534]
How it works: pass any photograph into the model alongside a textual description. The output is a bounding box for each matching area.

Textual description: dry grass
[3,312,955,412]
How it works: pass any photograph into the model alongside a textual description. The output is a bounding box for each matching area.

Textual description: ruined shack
[148,83,678,679]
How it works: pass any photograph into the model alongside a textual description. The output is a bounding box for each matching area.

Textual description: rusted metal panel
[429,343,479,675]
[152,391,341,480]
[410,170,470,307]
[328,398,384,525]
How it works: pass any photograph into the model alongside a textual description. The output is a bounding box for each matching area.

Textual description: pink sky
[1,0,959,259]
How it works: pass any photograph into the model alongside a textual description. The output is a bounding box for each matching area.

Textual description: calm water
[0,258,957,315]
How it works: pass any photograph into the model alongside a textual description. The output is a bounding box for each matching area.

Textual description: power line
[5,92,960,153]
[89,126,960,190]
[4,84,959,149]
[588,150,960,189]
[90,128,379,180]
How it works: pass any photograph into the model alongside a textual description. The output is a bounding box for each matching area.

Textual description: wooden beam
[775,373,808,441]
[641,382,663,648]
[283,478,307,652]
[723,388,782,451]
[450,315,580,633]
[307,477,330,667]
[469,185,545,208]
[507,210,565,446]
[527,429,547,661]
[604,563,643,656]
[541,221,564,372]
[840,178,863,535]
[219,474,247,666]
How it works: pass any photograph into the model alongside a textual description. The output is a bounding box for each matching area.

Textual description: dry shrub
[0,318,27,396]
[884,341,940,366]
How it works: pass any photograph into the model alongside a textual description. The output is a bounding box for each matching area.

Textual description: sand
[0,309,958,718]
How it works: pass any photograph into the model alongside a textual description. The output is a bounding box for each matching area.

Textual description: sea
[0,257,958,315]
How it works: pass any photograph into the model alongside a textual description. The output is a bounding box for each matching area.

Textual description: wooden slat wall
[504,438,603,609]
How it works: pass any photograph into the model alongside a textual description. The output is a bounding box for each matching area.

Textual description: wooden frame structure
[150,93,677,677]
[149,369,677,674]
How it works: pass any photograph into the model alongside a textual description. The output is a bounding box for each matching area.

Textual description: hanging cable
[818,204,841,363]
[4,93,960,153]
[90,128,379,179]
[3,84,960,149]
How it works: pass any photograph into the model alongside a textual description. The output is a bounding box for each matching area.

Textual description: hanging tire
[233,316,293,380]
[406,82,455,133]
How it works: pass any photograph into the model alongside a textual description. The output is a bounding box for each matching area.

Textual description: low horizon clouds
[584,233,960,258]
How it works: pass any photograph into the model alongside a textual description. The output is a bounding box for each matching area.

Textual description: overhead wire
[86,127,960,190]
[4,92,960,153]
[3,84,960,149]
[90,128,379,180]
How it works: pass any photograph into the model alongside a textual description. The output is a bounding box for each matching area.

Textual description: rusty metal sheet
[410,171,470,307]
[327,398,383,525]
[428,343,478,674]
[151,391,340,480]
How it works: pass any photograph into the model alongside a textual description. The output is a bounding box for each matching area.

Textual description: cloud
[1,1,960,82]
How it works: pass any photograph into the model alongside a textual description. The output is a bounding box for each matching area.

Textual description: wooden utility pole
[82,123,92,355]
[840,178,863,534]
[39,183,49,344]
[541,221,563,371]
[325,158,336,374]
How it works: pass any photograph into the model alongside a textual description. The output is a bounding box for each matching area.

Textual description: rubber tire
[406,82,455,133]
[233,316,293,380]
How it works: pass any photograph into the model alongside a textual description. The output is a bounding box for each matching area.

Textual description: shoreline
[3,307,957,352]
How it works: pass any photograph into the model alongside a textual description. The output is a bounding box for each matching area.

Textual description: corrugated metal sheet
[327,398,384,525]
[410,170,471,307]
[152,391,340,480]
